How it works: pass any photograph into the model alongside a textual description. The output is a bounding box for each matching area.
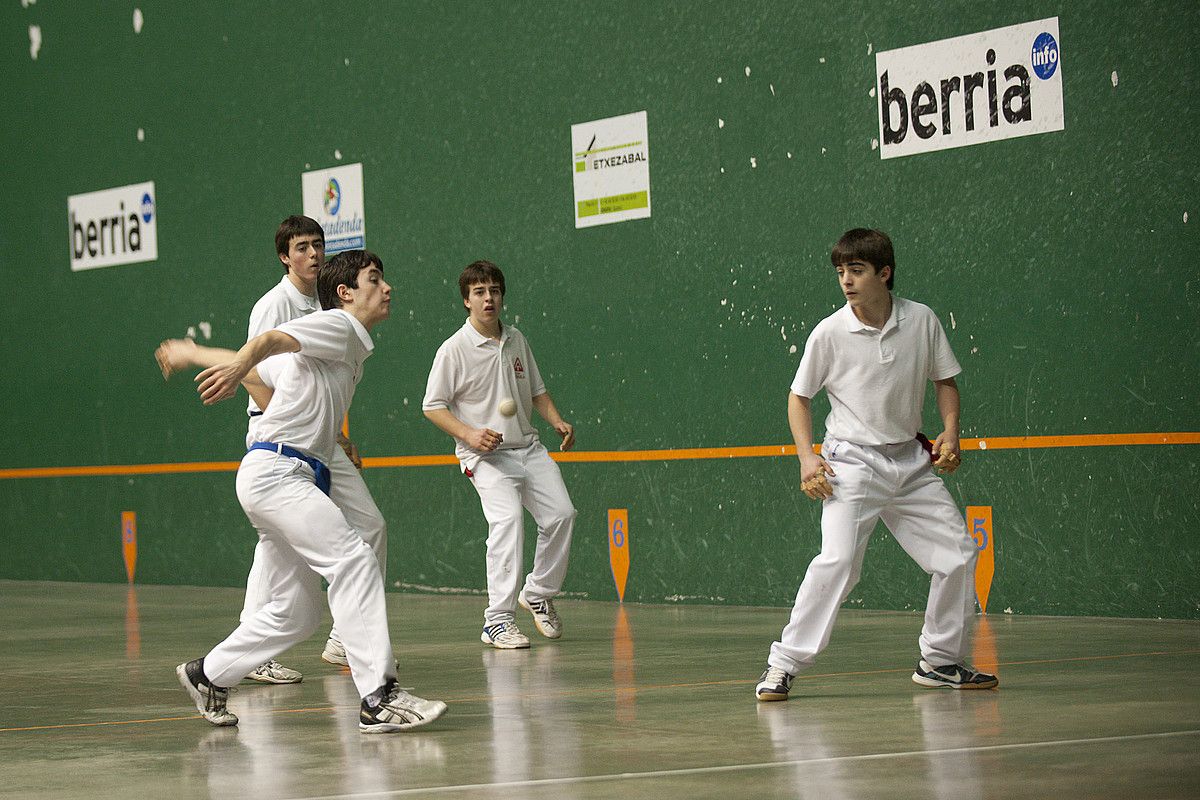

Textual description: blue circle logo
[1031,32,1059,80]
[140,192,154,223]
[323,178,341,216]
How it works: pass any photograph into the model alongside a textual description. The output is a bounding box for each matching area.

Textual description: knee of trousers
[486,513,523,538]
[808,550,862,590]
[325,540,384,583]
[262,594,324,640]
[541,505,577,532]
[358,515,387,554]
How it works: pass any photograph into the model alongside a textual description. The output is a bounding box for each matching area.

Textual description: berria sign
[875,18,1064,159]
[68,181,158,271]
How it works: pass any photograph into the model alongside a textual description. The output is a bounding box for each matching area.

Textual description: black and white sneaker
[912,660,999,690]
[360,679,448,733]
[755,666,794,701]
[177,659,238,726]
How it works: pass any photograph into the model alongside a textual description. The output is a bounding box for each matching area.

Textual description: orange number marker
[608,508,630,602]
[967,505,994,613]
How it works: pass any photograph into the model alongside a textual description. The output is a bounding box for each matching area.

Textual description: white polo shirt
[245,275,319,416]
[791,296,960,446]
[423,320,547,469]
[250,309,374,466]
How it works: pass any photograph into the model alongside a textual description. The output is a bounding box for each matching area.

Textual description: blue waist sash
[247,441,331,496]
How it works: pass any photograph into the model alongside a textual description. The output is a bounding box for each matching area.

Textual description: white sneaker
[481,622,530,649]
[755,665,794,702]
[246,659,302,684]
[322,638,349,666]
[177,659,238,726]
[518,592,563,639]
[359,680,447,733]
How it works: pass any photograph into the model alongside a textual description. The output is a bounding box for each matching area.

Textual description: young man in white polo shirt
[157,215,389,683]
[755,229,997,701]
[175,250,446,733]
[423,260,577,650]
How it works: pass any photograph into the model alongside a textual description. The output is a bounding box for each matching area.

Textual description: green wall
[2,2,1197,619]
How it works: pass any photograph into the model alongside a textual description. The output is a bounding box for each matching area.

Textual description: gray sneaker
[360,680,447,733]
[322,638,349,666]
[246,659,302,684]
[481,622,530,649]
[518,592,563,639]
[177,659,238,726]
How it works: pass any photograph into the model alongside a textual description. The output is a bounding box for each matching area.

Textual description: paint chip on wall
[133,8,144,33]
[1111,70,1119,87]
[29,25,41,60]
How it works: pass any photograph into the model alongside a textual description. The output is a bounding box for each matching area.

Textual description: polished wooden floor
[0,580,1196,799]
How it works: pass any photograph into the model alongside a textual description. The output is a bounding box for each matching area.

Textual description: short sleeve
[927,314,962,381]
[422,343,458,410]
[276,313,352,363]
[790,329,828,398]
[523,339,546,397]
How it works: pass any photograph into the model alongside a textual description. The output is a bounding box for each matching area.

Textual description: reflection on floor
[0,580,1196,799]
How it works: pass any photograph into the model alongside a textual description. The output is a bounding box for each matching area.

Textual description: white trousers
[769,435,978,675]
[205,450,396,698]
[240,445,387,647]
[469,442,576,626]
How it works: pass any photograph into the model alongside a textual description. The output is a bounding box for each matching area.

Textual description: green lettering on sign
[598,190,648,214]
[577,199,599,217]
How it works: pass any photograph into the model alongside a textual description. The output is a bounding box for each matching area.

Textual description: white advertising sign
[571,111,651,228]
[876,18,1064,159]
[68,181,158,271]
[302,163,365,255]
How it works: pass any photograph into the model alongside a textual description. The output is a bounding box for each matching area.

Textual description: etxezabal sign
[876,18,1064,159]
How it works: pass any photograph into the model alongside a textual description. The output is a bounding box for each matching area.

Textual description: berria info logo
[68,180,159,271]
[875,18,1065,159]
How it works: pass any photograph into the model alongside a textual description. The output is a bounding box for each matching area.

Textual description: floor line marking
[2,648,1196,734]
[281,729,1200,799]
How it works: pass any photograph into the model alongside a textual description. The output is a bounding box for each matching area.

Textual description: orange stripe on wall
[1,433,1197,480]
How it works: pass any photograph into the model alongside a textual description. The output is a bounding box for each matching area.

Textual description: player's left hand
[932,432,961,475]
[338,433,362,469]
[196,361,248,405]
[555,421,575,451]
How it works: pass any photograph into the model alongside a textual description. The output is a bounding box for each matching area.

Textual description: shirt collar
[462,318,507,346]
[280,275,318,312]
[331,308,375,352]
[840,296,906,334]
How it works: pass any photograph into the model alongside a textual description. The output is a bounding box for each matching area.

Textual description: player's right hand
[800,458,835,500]
[196,361,248,405]
[467,427,503,452]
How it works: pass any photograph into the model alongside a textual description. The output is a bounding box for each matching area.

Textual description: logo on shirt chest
[513,357,526,379]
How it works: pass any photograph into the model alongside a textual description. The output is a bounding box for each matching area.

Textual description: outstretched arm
[156,338,276,409]
[531,392,575,451]
[196,330,300,405]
